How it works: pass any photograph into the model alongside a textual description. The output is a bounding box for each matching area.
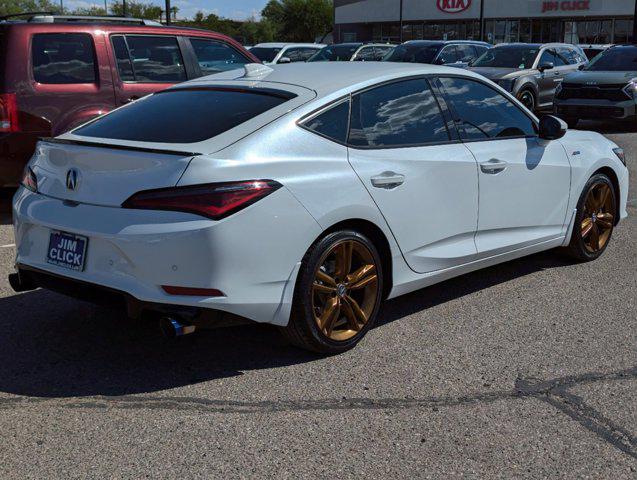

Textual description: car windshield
[472,47,539,69]
[585,47,637,71]
[308,45,359,62]
[250,47,282,62]
[383,43,442,64]
[74,87,295,144]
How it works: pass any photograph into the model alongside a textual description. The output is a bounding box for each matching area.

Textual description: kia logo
[66,168,80,191]
[437,0,472,13]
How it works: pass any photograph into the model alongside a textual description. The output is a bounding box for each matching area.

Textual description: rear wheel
[281,230,383,354]
[567,173,616,261]
[516,89,536,111]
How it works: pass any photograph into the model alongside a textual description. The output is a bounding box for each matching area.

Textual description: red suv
[0,15,259,187]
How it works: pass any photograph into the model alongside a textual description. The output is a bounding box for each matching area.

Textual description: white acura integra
[11,63,629,353]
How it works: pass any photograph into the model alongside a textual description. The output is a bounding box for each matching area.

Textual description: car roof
[494,42,574,49]
[254,42,324,48]
[404,40,491,46]
[181,62,484,99]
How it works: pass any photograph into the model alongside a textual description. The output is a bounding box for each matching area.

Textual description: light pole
[166,0,171,25]
[399,0,404,42]
[479,0,485,41]
[123,0,127,17]
[633,0,637,41]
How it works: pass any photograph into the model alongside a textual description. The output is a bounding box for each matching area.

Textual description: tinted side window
[111,36,134,81]
[374,46,393,60]
[558,47,578,65]
[32,33,96,84]
[436,46,459,64]
[125,35,186,82]
[190,38,250,75]
[354,47,376,61]
[456,44,476,62]
[438,77,536,141]
[303,100,350,143]
[285,47,317,62]
[75,88,294,143]
[349,78,449,148]
[538,49,556,66]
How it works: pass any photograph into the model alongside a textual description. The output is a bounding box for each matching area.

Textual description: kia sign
[437,0,472,14]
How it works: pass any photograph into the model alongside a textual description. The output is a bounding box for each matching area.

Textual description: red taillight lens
[122,180,282,220]
[21,167,37,192]
[0,93,19,133]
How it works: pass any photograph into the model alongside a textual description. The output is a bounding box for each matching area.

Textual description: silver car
[469,43,588,111]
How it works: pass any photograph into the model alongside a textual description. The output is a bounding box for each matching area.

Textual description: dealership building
[334,0,635,45]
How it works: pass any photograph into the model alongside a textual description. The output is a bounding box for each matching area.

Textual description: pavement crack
[1,365,634,460]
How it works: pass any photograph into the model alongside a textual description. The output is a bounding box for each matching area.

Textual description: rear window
[251,47,282,63]
[32,33,96,84]
[74,87,296,144]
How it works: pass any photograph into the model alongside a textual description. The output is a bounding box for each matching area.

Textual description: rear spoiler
[40,137,201,157]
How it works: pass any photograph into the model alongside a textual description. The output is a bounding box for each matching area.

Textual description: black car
[555,44,637,128]
[383,40,491,67]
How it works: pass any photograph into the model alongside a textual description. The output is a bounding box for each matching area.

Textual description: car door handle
[480,159,508,174]
[371,171,405,189]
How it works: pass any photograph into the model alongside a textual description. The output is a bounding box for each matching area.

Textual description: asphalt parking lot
[0,121,635,478]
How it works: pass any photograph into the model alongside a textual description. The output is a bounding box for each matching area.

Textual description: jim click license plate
[46,231,88,271]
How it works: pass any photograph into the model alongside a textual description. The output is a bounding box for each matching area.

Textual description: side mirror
[538,62,554,72]
[539,115,567,140]
[278,57,291,64]
[578,64,586,70]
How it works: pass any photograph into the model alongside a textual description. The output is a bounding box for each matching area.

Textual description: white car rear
[11,63,629,353]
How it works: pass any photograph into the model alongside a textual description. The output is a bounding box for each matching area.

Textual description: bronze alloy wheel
[581,182,615,253]
[311,239,379,341]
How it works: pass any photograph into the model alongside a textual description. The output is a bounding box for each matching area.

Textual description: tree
[110,1,162,21]
[0,0,59,18]
[262,0,332,42]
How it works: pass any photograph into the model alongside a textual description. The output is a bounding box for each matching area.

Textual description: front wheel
[281,230,383,354]
[516,89,536,111]
[567,173,617,261]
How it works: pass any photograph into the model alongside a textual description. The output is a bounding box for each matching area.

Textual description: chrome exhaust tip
[159,317,197,338]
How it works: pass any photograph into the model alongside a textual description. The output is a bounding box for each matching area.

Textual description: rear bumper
[12,186,322,326]
[554,98,636,120]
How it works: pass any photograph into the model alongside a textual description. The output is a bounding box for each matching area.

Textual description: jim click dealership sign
[541,0,590,13]
[437,0,472,13]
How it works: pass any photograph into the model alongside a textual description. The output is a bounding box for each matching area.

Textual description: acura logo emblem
[66,168,80,191]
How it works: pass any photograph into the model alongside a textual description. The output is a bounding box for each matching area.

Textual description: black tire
[281,230,383,354]
[567,173,617,262]
[516,89,536,111]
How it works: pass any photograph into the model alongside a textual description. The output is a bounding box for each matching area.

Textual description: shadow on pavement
[0,248,573,399]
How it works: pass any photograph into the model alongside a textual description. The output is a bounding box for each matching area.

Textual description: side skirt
[388,236,566,299]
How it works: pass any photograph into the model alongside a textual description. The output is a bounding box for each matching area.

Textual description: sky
[63,0,270,21]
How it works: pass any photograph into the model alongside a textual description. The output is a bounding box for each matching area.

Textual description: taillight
[122,180,282,220]
[0,93,19,133]
[21,166,37,192]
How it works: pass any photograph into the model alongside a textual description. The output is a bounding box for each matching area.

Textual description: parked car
[554,44,637,128]
[0,14,259,187]
[383,40,491,67]
[10,62,628,353]
[250,43,325,64]
[307,43,395,62]
[579,44,612,61]
[468,43,588,111]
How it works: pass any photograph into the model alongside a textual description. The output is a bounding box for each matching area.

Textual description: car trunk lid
[31,139,196,207]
